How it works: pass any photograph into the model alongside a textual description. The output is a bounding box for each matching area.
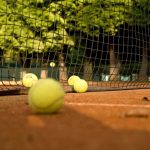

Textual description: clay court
[0,89,150,150]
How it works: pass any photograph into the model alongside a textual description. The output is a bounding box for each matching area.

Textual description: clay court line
[66,102,150,108]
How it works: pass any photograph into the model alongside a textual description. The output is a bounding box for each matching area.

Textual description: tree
[51,0,132,81]
[0,0,74,80]
[127,0,150,81]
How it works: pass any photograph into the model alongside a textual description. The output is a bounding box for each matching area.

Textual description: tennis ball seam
[28,78,65,113]
[22,73,38,87]
[29,95,64,110]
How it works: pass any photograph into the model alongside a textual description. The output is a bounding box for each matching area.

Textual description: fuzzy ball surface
[28,78,65,114]
[22,73,38,88]
[73,79,88,93]
[68,75,80,86]
[50,62,56,67]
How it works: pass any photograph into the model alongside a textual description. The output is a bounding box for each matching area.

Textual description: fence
[0,0,150,93]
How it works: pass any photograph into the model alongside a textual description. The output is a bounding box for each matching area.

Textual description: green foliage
[0,0,74,56]
[0,0,149,64]
[128,0,150,25]
[51,0,132,36]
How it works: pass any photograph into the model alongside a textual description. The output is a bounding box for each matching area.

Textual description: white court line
[65,102,150,108]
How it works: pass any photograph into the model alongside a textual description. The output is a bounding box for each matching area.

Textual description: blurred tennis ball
[68,75,80,86]
[22,73,38,88]
[50,62,56,67]
[73,79,88,93]
[28,78,65,114]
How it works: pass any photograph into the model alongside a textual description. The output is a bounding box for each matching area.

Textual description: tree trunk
[40,68,48,79]
[20,69,27,80]
[19,52,31,68]
[19,52,31,80]
[83,58,92,81]
[58,53,68,82]
[3,50,13,63]
[139,48,148,81]
[109,45,120,81]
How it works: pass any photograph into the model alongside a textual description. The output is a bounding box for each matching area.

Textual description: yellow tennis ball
[22,73,38,88]
[28,78,65,114]
[73,79,88,93]
[50,62,56,67]
[68,75,80,86]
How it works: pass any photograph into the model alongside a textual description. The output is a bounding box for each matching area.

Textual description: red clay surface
[0,89,150,150]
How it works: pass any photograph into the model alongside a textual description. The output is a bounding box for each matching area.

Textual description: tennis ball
[68,75,80,86]
[28,78,65,114]
[73,79,88,93]
[22,73,38,88]
[50,62,56,67]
